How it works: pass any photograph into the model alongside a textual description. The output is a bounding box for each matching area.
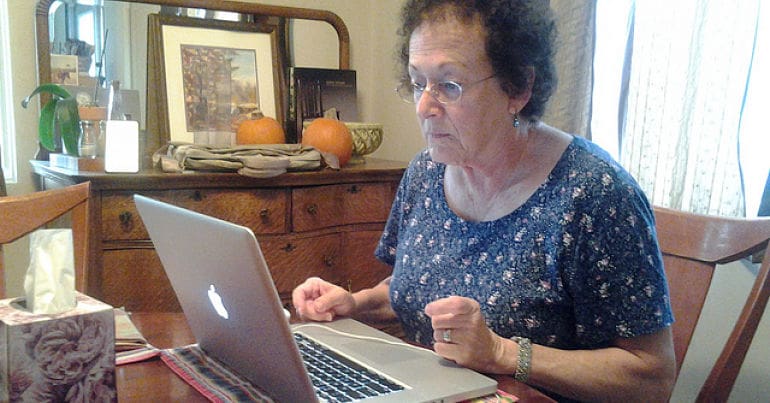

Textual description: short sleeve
[564,151,673,346]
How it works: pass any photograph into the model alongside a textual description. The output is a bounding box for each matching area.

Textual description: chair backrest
[0,182,90,298]
[654,206,770,402]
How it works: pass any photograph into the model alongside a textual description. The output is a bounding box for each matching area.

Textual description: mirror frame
[34,0,350,166]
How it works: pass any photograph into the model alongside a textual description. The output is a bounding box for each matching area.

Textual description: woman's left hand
[424,296,517,374]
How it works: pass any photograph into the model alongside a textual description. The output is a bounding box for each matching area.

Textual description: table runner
[160,344,274,402]
[159,344,517,402]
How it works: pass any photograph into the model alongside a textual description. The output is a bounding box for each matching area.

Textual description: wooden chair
[654,206,770,402]
[0,182,90,298]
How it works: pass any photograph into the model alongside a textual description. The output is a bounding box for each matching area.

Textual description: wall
[4,0,46,295]
[3,0,423,294]
[252,0,424,162]
[3,1,767,401]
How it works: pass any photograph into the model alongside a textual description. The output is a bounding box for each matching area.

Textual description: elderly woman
[292,0,677,401]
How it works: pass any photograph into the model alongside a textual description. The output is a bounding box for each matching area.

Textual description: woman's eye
[439,82,462,95]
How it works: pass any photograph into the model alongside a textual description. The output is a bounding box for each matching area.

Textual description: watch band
[511,336,532,382]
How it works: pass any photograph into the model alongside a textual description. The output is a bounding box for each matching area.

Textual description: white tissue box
[0,292,116,402]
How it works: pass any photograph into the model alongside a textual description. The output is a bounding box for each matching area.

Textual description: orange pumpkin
[236,117,286,145]
[302,118,353,167]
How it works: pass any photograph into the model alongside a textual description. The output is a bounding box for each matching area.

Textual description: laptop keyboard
[293,333,405,402]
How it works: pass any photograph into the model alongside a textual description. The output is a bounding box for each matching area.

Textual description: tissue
[23,229,76,314]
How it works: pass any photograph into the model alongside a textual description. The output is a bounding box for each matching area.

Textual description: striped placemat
[160,344,274,403]
[158,344,517,403]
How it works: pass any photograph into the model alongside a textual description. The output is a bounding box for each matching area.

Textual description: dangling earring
[512,111,520,128]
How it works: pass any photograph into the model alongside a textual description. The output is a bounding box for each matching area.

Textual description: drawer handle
[191,190,204,201]
[347,185,360,194]
[119,211,133,229]
[306,203,318,215]
[281,243,296,252]
[259,208,270,220]
[323,255,335,267]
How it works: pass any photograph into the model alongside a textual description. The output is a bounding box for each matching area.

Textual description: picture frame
[147,14,287,144]
[50,54,79,85]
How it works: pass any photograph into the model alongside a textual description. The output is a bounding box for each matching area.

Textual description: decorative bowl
[344,122,383,164]
[302,120,383,164]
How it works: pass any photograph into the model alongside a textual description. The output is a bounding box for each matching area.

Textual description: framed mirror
[34,0,350,167]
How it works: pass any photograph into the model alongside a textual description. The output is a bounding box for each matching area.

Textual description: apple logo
[208,284,229,319]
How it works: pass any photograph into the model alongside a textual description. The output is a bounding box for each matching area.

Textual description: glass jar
[79,120,100,159]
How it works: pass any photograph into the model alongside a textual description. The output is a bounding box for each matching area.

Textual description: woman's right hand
[291,277,356,321]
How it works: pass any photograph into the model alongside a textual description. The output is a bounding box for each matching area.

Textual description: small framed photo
[50,54,79,85]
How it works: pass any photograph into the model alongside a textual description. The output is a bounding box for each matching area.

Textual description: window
[592,0,769,217]
[50,0,104,78]
[1,0,17,185]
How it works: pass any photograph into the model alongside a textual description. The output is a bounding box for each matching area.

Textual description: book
[114,308,160,365]
[287,67,358,143]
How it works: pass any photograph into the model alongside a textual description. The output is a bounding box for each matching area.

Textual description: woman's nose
[416,89,443,119]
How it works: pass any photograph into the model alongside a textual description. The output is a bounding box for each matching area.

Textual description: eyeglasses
[395,74,496,104]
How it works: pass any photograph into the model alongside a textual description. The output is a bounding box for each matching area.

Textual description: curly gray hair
[396,0,557,121]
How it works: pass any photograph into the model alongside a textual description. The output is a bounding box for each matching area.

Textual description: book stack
[114,308,160,365]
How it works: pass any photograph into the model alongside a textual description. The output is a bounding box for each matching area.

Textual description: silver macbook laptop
[134,194,497,402]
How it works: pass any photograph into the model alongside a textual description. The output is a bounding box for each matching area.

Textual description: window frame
[0,0,17,185]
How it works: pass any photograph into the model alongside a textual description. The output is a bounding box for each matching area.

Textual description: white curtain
[544,0,596,138]
[611,0,765,217]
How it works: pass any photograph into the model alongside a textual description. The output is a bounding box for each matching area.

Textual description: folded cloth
[161,344,274,402]
[236,155,291,178]
[153,142,332,176]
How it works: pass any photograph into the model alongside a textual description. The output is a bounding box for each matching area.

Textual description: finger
[433,328,457,344]
[292,277,334,320]
[432,339,459,363]
[311,291,343,314]
[425,296,477,317]
[425,308,459,335]
[426,300,481,336]
[291,279,317,313]
[303,301,334,322]
[424,298,451,317]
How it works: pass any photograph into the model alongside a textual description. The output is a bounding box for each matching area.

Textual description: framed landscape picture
[147,14,287,144]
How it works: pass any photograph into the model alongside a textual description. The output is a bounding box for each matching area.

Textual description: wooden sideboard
[31,159,406,312]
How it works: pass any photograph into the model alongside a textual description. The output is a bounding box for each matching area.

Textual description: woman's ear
[507,67,535,114]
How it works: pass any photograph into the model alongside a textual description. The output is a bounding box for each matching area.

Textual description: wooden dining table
[117,312,556,402]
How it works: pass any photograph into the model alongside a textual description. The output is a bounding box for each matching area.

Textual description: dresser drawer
[261,230,392,306]
[341,230,393,291]
[292,183,394,232]
[261,234,342,298]
[102,189,288,241]
[102,248,181,312]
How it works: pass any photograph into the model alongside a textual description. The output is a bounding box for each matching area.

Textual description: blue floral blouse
[375,136,674,349]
